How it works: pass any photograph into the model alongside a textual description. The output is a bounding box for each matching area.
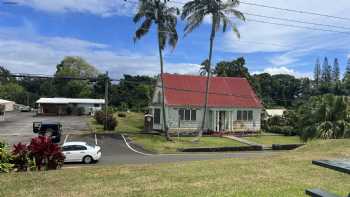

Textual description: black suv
[33,121,62,143]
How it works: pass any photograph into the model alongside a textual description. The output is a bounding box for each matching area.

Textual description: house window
[179,109,196,121]
[237,110,253,121]
[191,110,196,121]
[237,111,242,121]
[154,108,161,124]
[94,104,99,107]
[248,111,253,121]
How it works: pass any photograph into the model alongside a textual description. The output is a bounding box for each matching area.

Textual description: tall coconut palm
[133,0,178,141]
[181,0,245,138]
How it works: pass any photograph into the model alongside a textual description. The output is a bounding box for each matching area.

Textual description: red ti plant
[12,142,30,171]
[28,136,65,170]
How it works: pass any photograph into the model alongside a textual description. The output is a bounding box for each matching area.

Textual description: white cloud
[0,26,198,78]
[15,0,137,17]
[219,0,350,69]
[253,66,312,78]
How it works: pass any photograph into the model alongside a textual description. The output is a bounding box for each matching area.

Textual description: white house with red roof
[149,73,263,133]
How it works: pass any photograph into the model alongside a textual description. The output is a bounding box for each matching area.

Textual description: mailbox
[144,114,153,132]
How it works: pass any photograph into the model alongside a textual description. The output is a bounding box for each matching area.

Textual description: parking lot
[0,111,90,145]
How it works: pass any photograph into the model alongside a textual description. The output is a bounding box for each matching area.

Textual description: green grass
[0,139,349,197]
[115,112,144,133]
[129,134,246,153]
[243,135,303,145]
[89,112,144,133]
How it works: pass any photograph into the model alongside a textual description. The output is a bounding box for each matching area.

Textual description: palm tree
[134,0,179,141]
[181,0,245,138]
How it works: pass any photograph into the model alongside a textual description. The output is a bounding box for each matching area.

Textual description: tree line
[0,56,155,112]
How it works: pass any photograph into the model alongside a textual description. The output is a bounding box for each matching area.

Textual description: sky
[0,0,350,79]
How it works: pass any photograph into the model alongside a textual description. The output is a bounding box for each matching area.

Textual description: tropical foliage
[28,136,65,170]
[297,95,350,141]
[0,142,13,173]
[182,0,245,137]
[133,0,179,140]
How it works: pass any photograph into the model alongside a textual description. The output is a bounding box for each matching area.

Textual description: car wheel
[83,156,93,164]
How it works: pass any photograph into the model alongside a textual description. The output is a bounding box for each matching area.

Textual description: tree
[0,83,27,104]
[199,59,210,76]
[215,57,250,79]
[313,58,321,87]
[0,66,12,85]
[332,58,340,82]
[133,0,179,140]
[182,0,245,138]
[298,95,350,141]
[321,57,331,83]
[343,58,350,94]
[54,56,99,98]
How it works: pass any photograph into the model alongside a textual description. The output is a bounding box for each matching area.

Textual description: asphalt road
[65,133,279,166]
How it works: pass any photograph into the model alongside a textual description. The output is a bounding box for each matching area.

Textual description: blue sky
[1,0,350,79]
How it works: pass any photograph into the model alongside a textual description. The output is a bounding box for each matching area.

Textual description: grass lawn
[89,112,144,133]
[129,134,246,153]
[243,135,303,145]
[0,139,349,197]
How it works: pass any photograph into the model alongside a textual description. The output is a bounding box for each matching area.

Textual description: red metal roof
[162,73,263,108]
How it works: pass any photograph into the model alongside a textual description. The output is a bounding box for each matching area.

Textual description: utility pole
[104,71,109,130]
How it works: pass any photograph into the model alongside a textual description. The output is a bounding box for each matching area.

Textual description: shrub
[0,142,14,173]
[118,113,127,118]
[28,136,65,170]
[94,111,105,124]
[103,115,118,130]
[12,142,31,172]
[65,106,73,115]
[77,107,85,116]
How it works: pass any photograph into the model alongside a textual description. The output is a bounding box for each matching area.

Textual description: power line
[247,19,350,35]
[141,0,350,22]
[125,0,350,35]
[243,12,350,31]
[239,1,350,22]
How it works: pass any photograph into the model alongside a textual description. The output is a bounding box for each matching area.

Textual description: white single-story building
[0,99,15,112]
[36,98,105,115]
[149,74,263,133]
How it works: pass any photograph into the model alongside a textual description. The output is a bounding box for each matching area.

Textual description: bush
[0,142,14,173]
[65,106,72,115]
[12,142,32,172]
[28,136,65,170]
[118,113,126,118]
[103,114,118,130]
[268,125,296,136]
[94,111,105,124]
[77,107,85,116]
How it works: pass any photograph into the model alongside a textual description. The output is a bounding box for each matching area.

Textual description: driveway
[64,133,280,166]
[0,111,90,145]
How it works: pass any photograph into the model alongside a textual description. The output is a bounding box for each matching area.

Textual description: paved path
[223,135,263,146]
[64,133,279,166]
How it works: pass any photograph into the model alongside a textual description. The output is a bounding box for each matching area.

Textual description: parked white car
[62,142,101,164]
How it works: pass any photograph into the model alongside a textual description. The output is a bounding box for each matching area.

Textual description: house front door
[219,111,226,131]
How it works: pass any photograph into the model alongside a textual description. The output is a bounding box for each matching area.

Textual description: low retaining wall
[178,145,263,152]
[272,144,305,150]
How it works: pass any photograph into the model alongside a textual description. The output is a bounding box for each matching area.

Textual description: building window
[179,109,196,121]
[237,111,242,121]
[237,110,253,121]
[154,108,160,124]
[248,111,253,121]
[191,110,196,121]
[94,104,99,107]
